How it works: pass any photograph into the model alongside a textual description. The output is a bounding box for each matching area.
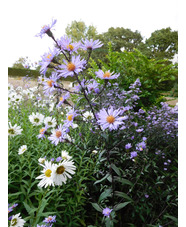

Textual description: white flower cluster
[36,150,76,187]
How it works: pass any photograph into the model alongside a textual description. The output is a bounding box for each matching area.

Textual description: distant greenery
[88,43,178,109]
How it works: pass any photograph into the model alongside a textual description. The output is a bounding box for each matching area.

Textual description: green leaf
[114,201,131,211]
[114,191,133,202]
[115,177,133,186]
[98,188,112,203]
[111,164,121,176]
[164,215,178,223]
[91,203,102,212]
[23,201,36,216]
[94,173,110,185]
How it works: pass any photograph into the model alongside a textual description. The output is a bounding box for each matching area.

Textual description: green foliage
[88,43,178,108]
[140,27,178,60]
[65,20,98,42]
[100,27,143,52]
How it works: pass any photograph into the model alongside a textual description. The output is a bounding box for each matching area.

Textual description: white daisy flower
[8,122,23,137]
[18,145,27,155]
[38,157,46,164]
[29,112,44,126]
[52,159,76,186]
[36,160,55,188]
[61,150,72,160]
[83,111,94,121]
[92,150,98,154]
[10,213,26,227]
[8,83,14,91]
[14,94,23,103]
[44,116,57,128]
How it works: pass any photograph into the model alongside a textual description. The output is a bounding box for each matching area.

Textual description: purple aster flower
[164,162,168,165]
[87,79,100,94]
[8,216,13,221]
[48,124,67,146]
[102,207,113,217]
[64,109,78,127]
[57,36,81,54]
[43,215,56,224]
[36,18,57,38]
[142,137,147,141]
[164,168,167,171]
[167,159,171,163]
[8,207,13,214]
[81,38,103,50]
[58,55,86,78]
[130,151,138,159]
[125,143,132,150]
[56,157,62,162]
[136,141,146,151]
[57,92,70,108]
[136,128,144,133]
[37,125,48,139]
[95,69,120,80]
[50,158,55,162]
[43,73,58,96]
[131,136,135,140]
[40,48,59,75]
[145,194,149,198]
[97,106,125,131]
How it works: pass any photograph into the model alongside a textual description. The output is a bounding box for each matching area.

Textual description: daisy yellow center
[47,53,52,59]
[60,97,64,101]
[48,121,52,125]
[8,128,15,134]
[67,114,73,121]
[47,80,54,87]
[11,218,18,226]
[62,156,67,160]
[47,217,53,221]
[56,165,65,174]
[67,44,74,50]
[56,130,62,138]
[45,169,52,177]
[106,115,115,124]
[103,72,111,78]
[40,128,45,134]
[67,62,76,71]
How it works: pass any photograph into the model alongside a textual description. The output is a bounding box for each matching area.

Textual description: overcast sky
[7,0,178,67]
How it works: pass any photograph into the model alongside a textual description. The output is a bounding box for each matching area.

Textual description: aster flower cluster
[37,215,56,227]
[36,151,76,188]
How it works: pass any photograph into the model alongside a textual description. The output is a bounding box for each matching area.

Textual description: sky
[6,0,179,67]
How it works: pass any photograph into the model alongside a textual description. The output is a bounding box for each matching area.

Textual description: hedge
[8,67,75,82]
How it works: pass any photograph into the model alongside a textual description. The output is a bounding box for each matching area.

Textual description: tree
[65,20,98,42]
[12,57,28,68]
[101,27,143,52]
[142,27,178,60]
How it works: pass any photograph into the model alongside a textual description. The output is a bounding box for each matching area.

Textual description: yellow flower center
[40,128,45,134]
[56,165,65,174]
[67,62,76,71]
[67,44,74,50]
[103,72,111,78]
[67,114,73,121]
[47,80,54,87]
[60,97,64,101]
[45,169,52,177]
[106,115,115,124]
[46,53,52,60]
[56,130,62,138]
